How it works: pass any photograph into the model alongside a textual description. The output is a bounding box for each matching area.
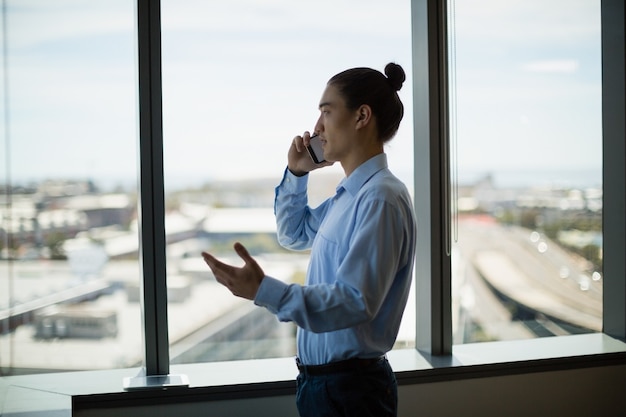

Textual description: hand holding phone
[306,134,325,164]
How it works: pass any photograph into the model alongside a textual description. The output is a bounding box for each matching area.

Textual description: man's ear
[355,104,372,129]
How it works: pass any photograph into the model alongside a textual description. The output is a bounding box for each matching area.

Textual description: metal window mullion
[412,0,453,356]
[601,0,626,342]
[137,0,170,376]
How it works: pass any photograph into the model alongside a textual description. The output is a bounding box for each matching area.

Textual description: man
[203,63,416,417]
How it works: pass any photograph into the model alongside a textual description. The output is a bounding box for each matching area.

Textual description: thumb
[233,242,265,279]
[233,242,264,277]
[233,242,253,262]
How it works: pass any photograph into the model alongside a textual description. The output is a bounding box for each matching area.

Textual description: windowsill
[2,333,626,416]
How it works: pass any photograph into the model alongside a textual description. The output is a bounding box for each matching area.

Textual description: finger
[202,260,233,291]
[202,252,232,277]
[302,131,311,147]
[201,251,219,268]
[292,135,305,152]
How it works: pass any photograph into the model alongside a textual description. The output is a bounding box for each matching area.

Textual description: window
[158,0,415,364]
[2,0,625,401]
[412,0,624,355]
[449,0,603,344]
[1,0,416,376]
[0,0,141,374]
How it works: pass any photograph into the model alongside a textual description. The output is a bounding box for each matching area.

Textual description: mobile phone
[306,134,325,164]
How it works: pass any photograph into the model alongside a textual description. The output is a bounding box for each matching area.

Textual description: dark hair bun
[384,62,406,91]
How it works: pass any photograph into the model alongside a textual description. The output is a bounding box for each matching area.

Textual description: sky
[451,0,602,187]
[1,0,602,192]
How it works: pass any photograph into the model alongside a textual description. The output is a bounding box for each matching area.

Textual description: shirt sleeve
[259,197,411,333]
[273,168,328,250]
[253,276,290,313]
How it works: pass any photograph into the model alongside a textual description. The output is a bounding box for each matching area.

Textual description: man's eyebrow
[318,101,331,109]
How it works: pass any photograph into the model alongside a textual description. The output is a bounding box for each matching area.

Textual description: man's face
[313,84,358,163]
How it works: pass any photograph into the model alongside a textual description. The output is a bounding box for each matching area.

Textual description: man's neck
[341,147,384,177]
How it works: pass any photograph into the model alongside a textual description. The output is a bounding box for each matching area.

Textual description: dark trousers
[295,358,398,417]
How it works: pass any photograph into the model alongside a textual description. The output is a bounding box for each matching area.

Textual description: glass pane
[450,0,603,344]
[161,0,414,363]
[0,1,140,374]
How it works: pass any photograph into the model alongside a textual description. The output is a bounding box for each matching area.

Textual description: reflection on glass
[450,0,602,344]
[161,0,414,363]
[1,1,140,375]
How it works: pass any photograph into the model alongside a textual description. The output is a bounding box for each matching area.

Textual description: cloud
[522,59,580,74]
[453,0,600,44]
[5,0,133,50]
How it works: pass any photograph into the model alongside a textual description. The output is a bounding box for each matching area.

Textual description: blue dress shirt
[254,153,417,365]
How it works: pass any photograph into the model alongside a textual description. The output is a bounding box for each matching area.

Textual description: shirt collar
[336,153,388,196]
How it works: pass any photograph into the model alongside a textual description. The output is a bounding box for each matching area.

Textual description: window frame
[412,0,626,354]
[412,0,453,356]
[2,1,624,411]
[136,0,171,377]
[601,0,626,341]
[132,0,626,377]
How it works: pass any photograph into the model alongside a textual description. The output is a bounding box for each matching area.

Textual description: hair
[328,62,406,143]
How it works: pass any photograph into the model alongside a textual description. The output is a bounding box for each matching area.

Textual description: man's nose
[314,116,323,133]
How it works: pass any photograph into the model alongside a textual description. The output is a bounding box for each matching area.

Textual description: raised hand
[287,131,333,176]
[202,242,264,300]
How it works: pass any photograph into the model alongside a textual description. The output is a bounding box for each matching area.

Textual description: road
[453,216,602,343]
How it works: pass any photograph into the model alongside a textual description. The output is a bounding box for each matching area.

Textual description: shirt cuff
[254,276,289,314]
[278,167,309,193]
